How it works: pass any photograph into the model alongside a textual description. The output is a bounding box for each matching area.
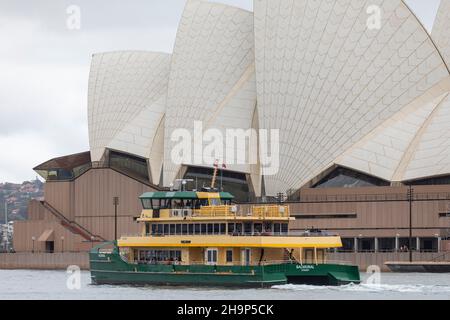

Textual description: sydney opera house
[13,0,450,268]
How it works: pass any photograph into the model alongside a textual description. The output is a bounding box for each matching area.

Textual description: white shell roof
[254,0,450,195]
[86,0,450,195]
[432,0,450,67]
[88,51,170,167]
[163,0,256,186]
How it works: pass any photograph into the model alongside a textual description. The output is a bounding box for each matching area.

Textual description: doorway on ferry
[205,248,218,265]
[241,248,251,266]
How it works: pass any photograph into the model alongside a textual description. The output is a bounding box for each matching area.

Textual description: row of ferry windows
[141,198,232,210]
[146,222,289,236]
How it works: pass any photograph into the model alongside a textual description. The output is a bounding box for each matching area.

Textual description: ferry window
[235,223,242,235]
[213,223,220,234]
[173,200,184,209]
[201,224,207,234]
[151,224,157,235]
[152,199,161,209]
[220,223,226,234]
[226,250,233,263]
[194,224,200,235]
[170,224,176,235]
[274,223,281,234]
[176,224,182,235]
[263,222,272,233]
[281,224,289,234]
[209,198,221,206]
[182,224,188,235]
[163,224,169,235]
[228,223,235,235]
[141,199,152,209]
[207,224,213,235]
[244,223,252,235]
[160,199,171,209]
[145,222,150,235]
[156,224,163,235]
[188,224,194,235]
[254,223,262,235]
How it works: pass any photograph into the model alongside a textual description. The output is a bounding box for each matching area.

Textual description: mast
[211,160,219,189]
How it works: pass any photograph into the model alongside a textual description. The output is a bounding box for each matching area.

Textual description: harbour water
[0,269,449,300]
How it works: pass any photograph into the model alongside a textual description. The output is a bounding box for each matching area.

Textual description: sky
[0,0,442,183]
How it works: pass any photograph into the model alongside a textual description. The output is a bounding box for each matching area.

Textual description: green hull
[90,244,360,287]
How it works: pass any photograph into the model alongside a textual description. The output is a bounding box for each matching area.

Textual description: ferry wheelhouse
[90,190,360,286]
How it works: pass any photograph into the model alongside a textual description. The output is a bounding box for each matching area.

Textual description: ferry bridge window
[141,199,152,209]
[281,224,289,235]
[188,224,194,235]
[254,223,262,235]
[163,224,169,235]
[207,224,213,234]
[152,199,161,209]
[194,224,201,234]
[214,223,220,234]
[170,224,176,235]
[201,224,207,234]
[211,198,222,206]
[176,224,182,235]
[182,224,188,235]
[151,224,157,235]
[145,223,150,235]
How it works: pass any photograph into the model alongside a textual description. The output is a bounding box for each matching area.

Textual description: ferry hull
[90,247,360,287]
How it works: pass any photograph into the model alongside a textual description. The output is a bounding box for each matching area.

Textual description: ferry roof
[139,191,234,200]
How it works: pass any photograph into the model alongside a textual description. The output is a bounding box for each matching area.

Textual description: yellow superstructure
[117,191,343,266]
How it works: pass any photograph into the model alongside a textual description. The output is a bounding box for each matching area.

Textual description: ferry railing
[120,231,339,238]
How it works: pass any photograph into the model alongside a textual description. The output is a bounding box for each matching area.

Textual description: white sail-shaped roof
[336,92,449,181]
[432,0,450,67]
[88,51,170,173]
[403,93,450,181]
[254,0,450,195]
[163,0,256,186]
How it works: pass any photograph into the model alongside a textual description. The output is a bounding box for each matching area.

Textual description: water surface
[0,270,449,300]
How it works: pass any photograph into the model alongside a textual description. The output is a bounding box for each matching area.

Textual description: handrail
[120,231,337,238]
[41,200,105,242]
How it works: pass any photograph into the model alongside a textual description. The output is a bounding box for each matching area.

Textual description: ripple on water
[272,282,450,294]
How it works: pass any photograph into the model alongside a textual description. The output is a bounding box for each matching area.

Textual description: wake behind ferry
[89,185,360,287]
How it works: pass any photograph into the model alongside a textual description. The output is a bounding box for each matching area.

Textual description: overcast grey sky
[0,0,442,183]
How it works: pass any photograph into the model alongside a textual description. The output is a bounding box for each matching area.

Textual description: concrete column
[354,237,358,253]
[416,237,420,252]
[374,238,379,253]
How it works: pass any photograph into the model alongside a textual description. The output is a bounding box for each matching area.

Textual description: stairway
[40,200,105,242]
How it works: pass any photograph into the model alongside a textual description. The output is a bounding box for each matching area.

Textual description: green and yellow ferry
[90,190,360,287]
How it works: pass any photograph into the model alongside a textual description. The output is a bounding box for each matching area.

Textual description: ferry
[89,188,360,287]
